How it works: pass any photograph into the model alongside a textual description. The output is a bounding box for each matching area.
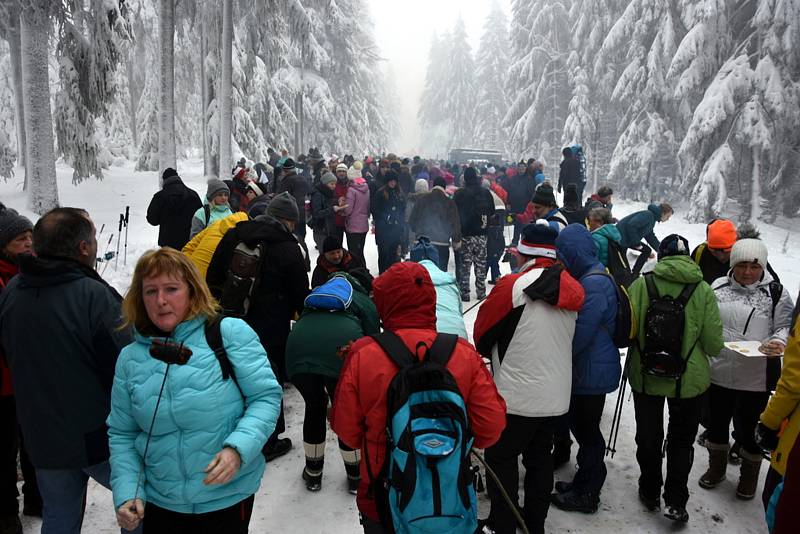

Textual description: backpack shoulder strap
[370,331,415,370]
[427,333,459,367]
[644,273,660,301]
[204,204,211,225]
[693,243,705,264]
[768,281,784,313]
[675,282,699,306]
[204,315,243,396]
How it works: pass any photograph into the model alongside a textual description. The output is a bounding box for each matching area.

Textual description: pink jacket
[344,178,370,233]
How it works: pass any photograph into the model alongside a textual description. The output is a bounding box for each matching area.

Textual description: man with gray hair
[0,208,138,534]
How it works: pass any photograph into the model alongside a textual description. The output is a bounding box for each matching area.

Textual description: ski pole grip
[125,206,130,224]
[118,215,123,232]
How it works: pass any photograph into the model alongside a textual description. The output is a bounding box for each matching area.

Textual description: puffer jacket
[626,255,724,398]
[418,259,468,339]
[190,203,234,239]
[710,272,793,392]
[557,225,621,395]
[182,212,248,278]
[286,277,379,379]
[761,325,800,476]
[343,178,370,234]
[107,316,282,513]
[591,224,622,267]
[330,262,507,522]
[475,258,585,417]
[616,204,662,249]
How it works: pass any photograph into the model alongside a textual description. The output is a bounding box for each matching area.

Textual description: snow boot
[736,450,763,500]
[638,490,660,512]
[699,442,729,489]
[340,447,361,494]
[550,490,599,514]
[303,442,324,492]
[663,504,689,523]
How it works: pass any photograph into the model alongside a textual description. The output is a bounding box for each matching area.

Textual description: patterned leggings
[458,235,488,299]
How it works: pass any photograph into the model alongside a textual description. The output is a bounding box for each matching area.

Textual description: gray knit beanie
[206,179,230,201]
[0,203,33,252]
[267,191,300,222]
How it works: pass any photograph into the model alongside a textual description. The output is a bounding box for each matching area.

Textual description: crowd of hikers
[0,144,799,534]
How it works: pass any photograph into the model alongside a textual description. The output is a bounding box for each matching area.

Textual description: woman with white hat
[700,238,794,500]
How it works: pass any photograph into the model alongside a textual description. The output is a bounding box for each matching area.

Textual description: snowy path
[4,160,790,533]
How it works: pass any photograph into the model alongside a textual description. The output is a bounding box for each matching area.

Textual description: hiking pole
[100,234,115,277]
[462,294,489,316]
[606,368,628,458]
[123,206,130,266]
[470,449,530,534]
[114,214,123,270]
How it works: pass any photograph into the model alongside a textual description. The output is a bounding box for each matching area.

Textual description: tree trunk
[201,2,212,177]
[750,146,762,224]
[126,55,138,149]
[218,0,233,178]
[158,0,177,184]
[20,2,59,214]
[7,3,26,183]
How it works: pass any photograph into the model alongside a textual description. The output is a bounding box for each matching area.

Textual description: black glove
[755,422,780,454]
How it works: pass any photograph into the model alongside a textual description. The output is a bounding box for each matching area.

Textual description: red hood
[373,262,436,331]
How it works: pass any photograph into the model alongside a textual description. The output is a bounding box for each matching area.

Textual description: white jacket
[710,271,794,392]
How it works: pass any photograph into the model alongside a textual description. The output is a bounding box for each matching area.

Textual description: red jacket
[331,262,507,521]
[334,181,348,228]
[0,257,18,396]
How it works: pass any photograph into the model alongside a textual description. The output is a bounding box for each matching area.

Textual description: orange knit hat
[707,219,737,250]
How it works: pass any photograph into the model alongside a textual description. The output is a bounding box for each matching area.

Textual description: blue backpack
[570,143,587,184]
[304,277,353,311]
[368,331,476,534]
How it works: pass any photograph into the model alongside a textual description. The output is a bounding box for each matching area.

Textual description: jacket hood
[652,255,703,284]
[218,212,249,233]
[419,259,458,288]
[373,262,436,331]
[647,203,662,221]
[726,267,776,292]
[162,175,183,188]
[237,216,296,247]
[594,224,621,244]
[555,224,601,279]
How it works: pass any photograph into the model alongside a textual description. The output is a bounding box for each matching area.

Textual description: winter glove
[755,422,779,454]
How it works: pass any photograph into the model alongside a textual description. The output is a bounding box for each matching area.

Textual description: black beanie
[322,235,343,253]
[531,184,557,207]
[162,167,179,180]
[658,234,690,260]
[463,167,479,185]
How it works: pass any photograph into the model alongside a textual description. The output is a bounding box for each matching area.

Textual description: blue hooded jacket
[419,259,469,339]
[591,223,622,267]
[616,203,662,249]
[556,225,621,395]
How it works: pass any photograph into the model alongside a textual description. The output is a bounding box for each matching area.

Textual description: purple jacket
[344,178,370,233]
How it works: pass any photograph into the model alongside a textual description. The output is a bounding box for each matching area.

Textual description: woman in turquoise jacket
[108,248,282,532]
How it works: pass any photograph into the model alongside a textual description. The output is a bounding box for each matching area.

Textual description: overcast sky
[369,0,512,155]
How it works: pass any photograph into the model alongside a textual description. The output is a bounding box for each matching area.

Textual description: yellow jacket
[761,326,800,475]
[182,212,248,278]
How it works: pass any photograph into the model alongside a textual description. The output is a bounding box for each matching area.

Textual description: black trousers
[0,395,39,516]
[485,414,554,534]
[346,232,367,269]
[633,392,701,508]
[263,344,286,451]
[143,495,254,533]
[291,373,353,451]
[377,236,402,274]
[568,394,607,495]
[434,244,450,273]
[360,514,387,534]
[706,383,770,455]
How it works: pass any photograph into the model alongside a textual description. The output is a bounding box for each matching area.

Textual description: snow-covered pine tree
[443,17,476,150]
[473,1,510,153]
[0,0,25,176]
[0,40,16,179]
[418,31,452,157]
[20,0,59,213]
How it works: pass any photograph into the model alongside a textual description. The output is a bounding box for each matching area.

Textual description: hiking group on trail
[1,146,798,534]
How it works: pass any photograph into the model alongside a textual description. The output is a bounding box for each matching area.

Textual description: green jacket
[285,275,379,379]
[591,224,622,267]
[626,255,724,398]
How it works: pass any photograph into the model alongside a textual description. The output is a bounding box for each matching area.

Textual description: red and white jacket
[474,258,585,418]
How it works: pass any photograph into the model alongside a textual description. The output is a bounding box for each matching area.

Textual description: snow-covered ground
[3,160,795,533]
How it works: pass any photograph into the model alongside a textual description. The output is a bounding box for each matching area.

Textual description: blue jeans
[36,460,141,534]
[488,258,501,281]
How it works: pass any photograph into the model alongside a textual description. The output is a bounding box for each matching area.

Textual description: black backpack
[584,272,636,348]
[204,315,243,397]
[639,274,699,395]
[219,241,264,317]
[606,239,635,288]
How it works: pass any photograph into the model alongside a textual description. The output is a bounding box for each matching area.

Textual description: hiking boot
[302,468,322,492]
[664,505,689,523]
[264,437,293,461]
[0,515,22,534]
[729,441,743,465]
[550,490,599,514]
[638,490,660,512]
[699,442,729,489]
[554,481,573,494]
[736,450,763,500]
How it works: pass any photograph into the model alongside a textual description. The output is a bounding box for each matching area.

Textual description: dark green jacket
[285,276,379,379]
[626,255,724,398]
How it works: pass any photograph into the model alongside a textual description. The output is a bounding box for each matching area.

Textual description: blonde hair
[122,247,219,334]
